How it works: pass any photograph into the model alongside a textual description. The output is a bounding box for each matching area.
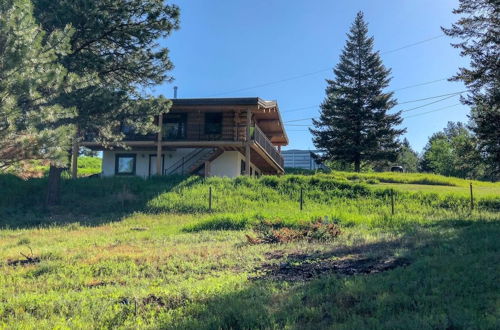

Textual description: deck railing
[252,125,284,169]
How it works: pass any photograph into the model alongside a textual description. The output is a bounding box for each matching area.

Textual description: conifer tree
[311,12,405,172]
[32,0,180,204]
[442,0,500,177]
[0,0,85,169]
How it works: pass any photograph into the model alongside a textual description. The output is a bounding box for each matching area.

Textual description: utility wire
[284,103,464,130]
[282,88,463,114]
[401,93,460,113]
[380,35,444,55]
[206,34,445,97]
[404,103,462,118]
[398,90,465,104]
[393,78,447,92]
[283,91,465,122]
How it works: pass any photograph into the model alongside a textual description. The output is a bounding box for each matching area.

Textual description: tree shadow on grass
[160,219,500,329]
[0,174,203,229]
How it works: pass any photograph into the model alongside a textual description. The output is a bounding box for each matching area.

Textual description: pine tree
[0,0,84,169]
[442,0,500,177]
[32,0,180,204]
[311,12,405,172]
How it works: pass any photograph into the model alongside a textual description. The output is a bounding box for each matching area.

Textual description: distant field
[0,172,498,328]
[376,182,500,198]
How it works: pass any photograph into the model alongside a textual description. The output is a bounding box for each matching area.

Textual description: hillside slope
[0,173,498,328]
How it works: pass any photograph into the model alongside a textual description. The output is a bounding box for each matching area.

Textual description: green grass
[0,172,499,329]
[76,156,102,176]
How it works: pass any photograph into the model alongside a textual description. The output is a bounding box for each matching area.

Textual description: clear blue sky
[156,0,469,153]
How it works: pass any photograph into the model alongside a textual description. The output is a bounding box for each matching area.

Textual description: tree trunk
[46,165,64,206]
[354,155,361,172]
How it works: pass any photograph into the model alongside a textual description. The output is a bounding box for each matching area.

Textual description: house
[282,149,327,171]
[80,98,288,178]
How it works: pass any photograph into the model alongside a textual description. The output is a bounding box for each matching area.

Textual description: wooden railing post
[245,109,251,176]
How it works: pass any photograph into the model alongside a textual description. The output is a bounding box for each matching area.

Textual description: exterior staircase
[164,148,222,175]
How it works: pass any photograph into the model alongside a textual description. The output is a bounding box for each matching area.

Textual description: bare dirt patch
[256,255,410,281]
[255,238,413,281]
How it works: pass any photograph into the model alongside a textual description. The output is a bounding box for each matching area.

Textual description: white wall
[210,151,261,178]
[102,149,262,178]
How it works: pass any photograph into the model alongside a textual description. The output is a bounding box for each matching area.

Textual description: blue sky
[156,0,468,153]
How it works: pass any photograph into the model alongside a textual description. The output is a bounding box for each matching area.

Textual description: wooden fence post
[300,188,303,211]
[470,182,474,212]
[390,189,395,215]
[209,186,212,211]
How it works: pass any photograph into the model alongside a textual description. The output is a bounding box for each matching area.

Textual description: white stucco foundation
[101,149,262,178]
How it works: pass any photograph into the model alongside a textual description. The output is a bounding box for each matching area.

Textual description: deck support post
[245,109,252,176]
[204,160,211,178]
[156,113,163,176]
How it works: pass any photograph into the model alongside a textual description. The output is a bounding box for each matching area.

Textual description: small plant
[246,219,341,244]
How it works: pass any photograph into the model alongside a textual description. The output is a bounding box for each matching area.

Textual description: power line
[380,34,444,55]
[284,102,465,129]
[206,34,447,97]
[283,91,465,122]
[398,90,465,105]
[282,87,463,114]
[206,68,329,97]
[404,103,462,118]
[393,78,447,92]
[401,93,460,113]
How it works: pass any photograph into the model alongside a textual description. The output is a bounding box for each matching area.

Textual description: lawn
[0,173,498,329]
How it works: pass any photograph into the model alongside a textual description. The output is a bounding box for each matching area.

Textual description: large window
[163,114,187,140]
[115,154,136,175]
[204,112,223,135]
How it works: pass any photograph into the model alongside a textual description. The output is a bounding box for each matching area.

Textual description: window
[204,112,223,135]
[115,154,136,175]
[163,114,187,139]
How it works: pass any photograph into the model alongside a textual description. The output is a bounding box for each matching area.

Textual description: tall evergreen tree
[0,0,85,169]
[32,0,180,204]
[442,0,500,177]
[311,12,404,172]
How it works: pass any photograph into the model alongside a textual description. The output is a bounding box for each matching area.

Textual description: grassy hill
[0,172,498,328]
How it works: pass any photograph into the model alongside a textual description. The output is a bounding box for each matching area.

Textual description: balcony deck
[82,123,284,173]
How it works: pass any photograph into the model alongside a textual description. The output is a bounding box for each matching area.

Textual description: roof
[172,97,262,106]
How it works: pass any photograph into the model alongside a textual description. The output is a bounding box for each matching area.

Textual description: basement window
[204,112,223,135]
[115,154,136,175]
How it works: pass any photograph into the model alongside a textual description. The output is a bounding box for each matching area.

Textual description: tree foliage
[31,0,180,204]
[442,0,500,176]
[396,138,419,173]
[33,0,180,147]
[0,0,84,169]
[311,12,405,172]
[421,122,485,179]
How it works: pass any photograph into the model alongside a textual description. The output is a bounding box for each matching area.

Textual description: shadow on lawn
[0,174,201,229]
[161,219,499,329]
